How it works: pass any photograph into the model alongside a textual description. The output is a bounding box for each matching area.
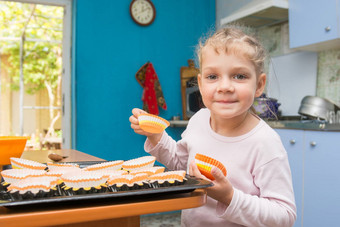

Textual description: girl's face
[198,45,266,120]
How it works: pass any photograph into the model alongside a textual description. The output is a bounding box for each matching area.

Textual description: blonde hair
[196,26,266,76]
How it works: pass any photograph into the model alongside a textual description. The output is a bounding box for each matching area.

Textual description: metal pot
[298,96,340,120]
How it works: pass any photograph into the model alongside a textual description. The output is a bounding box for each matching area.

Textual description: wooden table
[20,149,106,163]
[0,149,207,227]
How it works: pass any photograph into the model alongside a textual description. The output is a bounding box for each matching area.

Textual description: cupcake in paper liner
[148,171,187,188]
[10,157,47,170]
[194,153,227,181]
[61,170,108,195]
[7,176,59,200]
[107,173,149,192]
[47,162,80,171]
[122,156,156,171]
[83,160,124,171]
[129,166,165,176]
[138,113,170,134]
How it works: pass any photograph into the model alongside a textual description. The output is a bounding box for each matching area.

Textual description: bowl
[0,136,30,166]
[298,96,340,120]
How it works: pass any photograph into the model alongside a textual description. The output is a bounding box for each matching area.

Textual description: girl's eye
[206,74,218,80]
[233,74,247,80]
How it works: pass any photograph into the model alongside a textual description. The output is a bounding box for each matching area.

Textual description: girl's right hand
[129,108,151,136]
[129,108,163,146]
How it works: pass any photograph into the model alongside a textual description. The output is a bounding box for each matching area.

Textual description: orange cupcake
[138,113,170,134]
[194,153,227,181]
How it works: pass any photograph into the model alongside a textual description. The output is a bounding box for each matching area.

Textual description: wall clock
[130,0,156,26]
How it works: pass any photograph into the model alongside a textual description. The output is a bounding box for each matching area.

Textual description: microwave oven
[186,85,204,118]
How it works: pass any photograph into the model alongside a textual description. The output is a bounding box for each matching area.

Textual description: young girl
[130,27,296,227]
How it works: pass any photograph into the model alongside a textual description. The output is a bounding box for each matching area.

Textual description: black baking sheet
[0,161,213,208]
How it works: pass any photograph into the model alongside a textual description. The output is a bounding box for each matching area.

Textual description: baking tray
[0,161,213,208]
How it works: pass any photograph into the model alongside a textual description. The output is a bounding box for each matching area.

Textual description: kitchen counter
[266,120,340,131]
[169,120,340,132]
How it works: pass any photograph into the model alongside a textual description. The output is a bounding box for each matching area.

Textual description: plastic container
[0,136,29,165]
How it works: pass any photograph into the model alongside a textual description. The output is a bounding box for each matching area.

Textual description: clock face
[130,0,156,26]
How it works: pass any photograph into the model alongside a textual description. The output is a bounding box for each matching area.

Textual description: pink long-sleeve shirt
[145,108,296,227]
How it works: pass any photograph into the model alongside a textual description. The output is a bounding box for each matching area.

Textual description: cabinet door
[303,131,340,226]
[275,129,304,227]
[289,0,339,48]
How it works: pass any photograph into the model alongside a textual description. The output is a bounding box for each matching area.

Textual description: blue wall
[73,0,215,160]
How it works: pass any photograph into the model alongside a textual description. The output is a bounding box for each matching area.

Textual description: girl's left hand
[189,160,234,206]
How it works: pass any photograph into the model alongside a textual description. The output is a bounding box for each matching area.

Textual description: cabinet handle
[289,139,296,144]
[325,26,331,32]
[310,141,317,147]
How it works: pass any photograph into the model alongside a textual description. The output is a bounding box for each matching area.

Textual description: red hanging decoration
[135,62,167,115]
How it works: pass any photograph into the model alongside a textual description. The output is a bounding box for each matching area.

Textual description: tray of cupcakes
[0,155,213,207]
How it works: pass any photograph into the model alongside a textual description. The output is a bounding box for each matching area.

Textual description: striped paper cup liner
[83,160,124,171]
[129,166,165,176]
[10,157,46,170]
[1,169,46,184]
[195,153,227,181]
[138,113,170,134]
[61,170,108,189]
[170,170,187,178]
[8,176,58,194]
[107,174,131,187]
[85,169,128,178]
[46,167,81,185]
[122,156,156,171]
[47,162,80,171]
[107,173,148,187]
[148,171,185,184]
[46,166,80,177]
[130,173,149,186]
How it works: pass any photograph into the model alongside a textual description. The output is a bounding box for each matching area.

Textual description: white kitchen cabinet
[289,0,340,51]
[275,129,340,227]
[218,0,289,28]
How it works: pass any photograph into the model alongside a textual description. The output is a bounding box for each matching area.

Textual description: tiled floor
[140,211,181,227]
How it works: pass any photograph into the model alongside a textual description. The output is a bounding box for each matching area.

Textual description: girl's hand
[189,160,234,206]
[129,108,151,136]
[129,108,163,146]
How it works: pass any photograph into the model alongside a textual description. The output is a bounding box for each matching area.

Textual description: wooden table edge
[0,189,207,226]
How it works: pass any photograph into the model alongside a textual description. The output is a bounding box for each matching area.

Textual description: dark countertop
[266,120,340,131]
[169,120,340,132]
